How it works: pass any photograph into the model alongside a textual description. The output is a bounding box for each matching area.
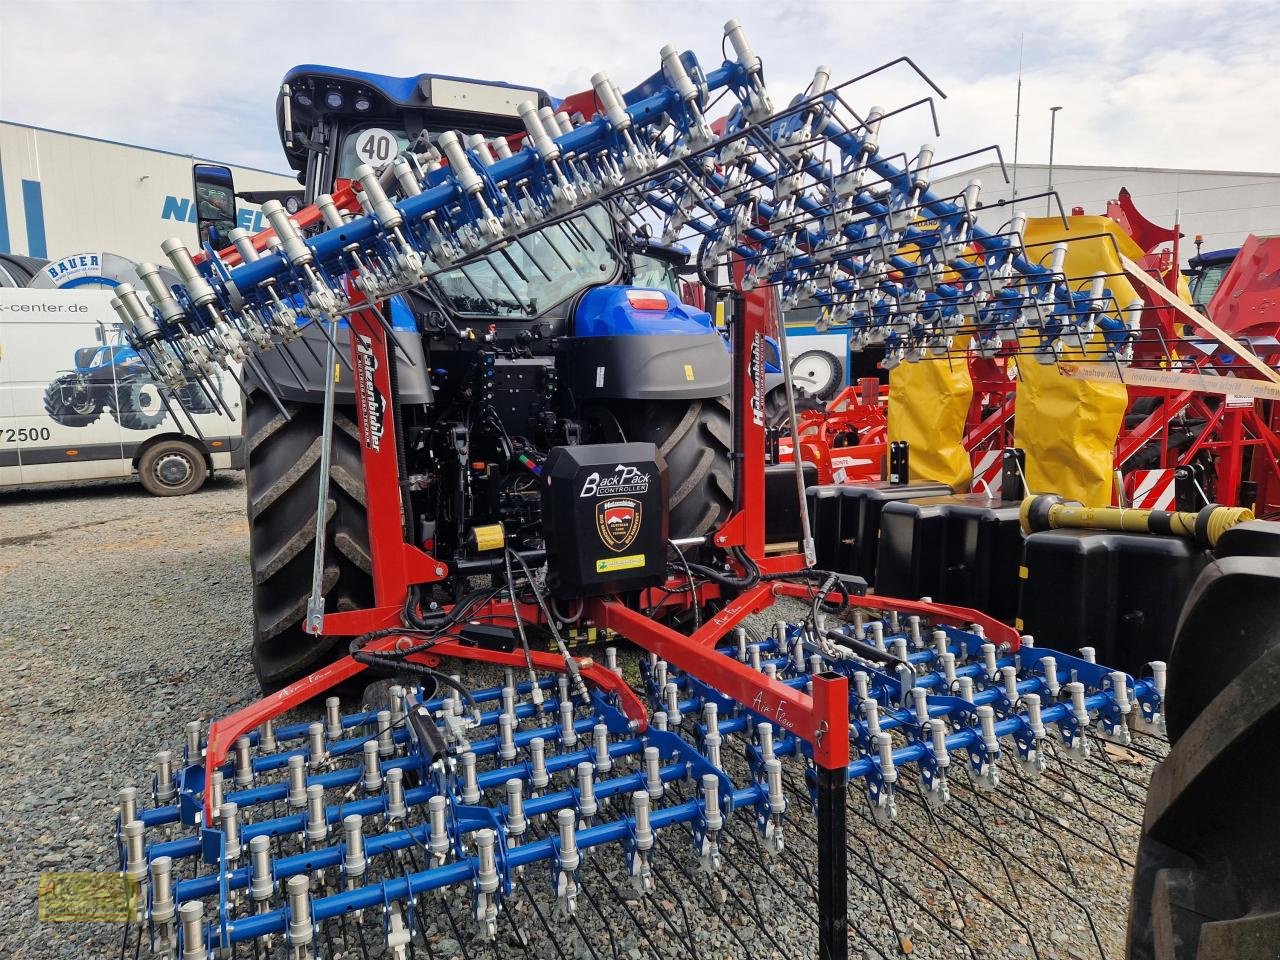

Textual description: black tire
[1127,548,1280,959]
[610,397,734,539]
[137,439,207,496]
[790,349,842,400]
[43,374,102,427]
[246,392,372,692]
[112,379,169,431]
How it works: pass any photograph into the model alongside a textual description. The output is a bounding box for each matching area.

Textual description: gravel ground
[0,475,1161,960]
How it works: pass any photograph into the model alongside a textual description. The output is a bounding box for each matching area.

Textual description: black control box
[542,443,669,597]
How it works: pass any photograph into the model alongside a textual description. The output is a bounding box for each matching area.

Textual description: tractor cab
[1187,246,1239,315]
[274,67,553,203]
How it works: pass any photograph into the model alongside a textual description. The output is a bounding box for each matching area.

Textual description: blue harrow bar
[114,603,1164,960]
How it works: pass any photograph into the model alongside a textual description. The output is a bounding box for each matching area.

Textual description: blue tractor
[43,323,215,430]
[202,68,734,689]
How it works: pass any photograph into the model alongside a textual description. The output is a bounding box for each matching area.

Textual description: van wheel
[138,439,208,496]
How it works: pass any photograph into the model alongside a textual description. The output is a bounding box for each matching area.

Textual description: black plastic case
[875,494,1023,620]
[1017,529,1209,673]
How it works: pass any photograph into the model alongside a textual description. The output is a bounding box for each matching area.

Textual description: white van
[0,253,242,495]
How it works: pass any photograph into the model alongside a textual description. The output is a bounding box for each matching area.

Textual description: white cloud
[1,0,1277,177]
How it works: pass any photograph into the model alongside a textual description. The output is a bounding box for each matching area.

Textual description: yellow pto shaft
[1020,494,1253,548]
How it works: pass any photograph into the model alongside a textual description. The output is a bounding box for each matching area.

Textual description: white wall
[932,163,1280,262]
[0,121,297,263]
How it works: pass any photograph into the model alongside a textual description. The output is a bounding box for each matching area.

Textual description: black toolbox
[1017,529,1210,673]
[875,494,1023,620]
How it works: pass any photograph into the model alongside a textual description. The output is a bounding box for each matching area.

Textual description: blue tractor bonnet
[573,285,715,337]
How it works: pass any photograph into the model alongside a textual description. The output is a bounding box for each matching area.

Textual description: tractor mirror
[192,163,238,248]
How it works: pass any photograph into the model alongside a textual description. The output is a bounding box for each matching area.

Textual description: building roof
[0,119,293,178]
[935,160,1280,182]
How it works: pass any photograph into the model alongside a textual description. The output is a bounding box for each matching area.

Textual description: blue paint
[572,285,714,337]
[0,156,9,253]
[20,178,45,258]
[161,195,193,223]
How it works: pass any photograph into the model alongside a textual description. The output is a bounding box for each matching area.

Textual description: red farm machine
[98,22,1280,960]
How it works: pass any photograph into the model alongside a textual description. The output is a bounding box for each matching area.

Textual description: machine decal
[353,333,387,452]
[749,332,765,426]
[595,553,645,573]
[596,497,642,552]
[579,464,652,498]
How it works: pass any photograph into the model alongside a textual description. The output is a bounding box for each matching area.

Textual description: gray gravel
[0,475,1161,959]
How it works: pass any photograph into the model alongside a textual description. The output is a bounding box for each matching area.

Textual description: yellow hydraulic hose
[1020,495,1252,548]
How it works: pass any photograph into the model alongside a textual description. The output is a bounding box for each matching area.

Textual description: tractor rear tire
[246,391,372,693]
[612,396,734,540]
[1126,535,1280,960]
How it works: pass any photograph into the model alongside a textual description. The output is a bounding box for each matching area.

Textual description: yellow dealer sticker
[38,872,137,922]
[596,554,645,573]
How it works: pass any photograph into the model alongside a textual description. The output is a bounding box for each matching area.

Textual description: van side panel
[0,287,241,488]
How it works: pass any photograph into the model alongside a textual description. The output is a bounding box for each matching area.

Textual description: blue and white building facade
[0,120,296,263]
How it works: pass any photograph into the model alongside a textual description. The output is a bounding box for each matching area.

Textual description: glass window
[632,254,680,294]
[337,126,412,179]
[434,206,618,317]
[1191,262,1230,308]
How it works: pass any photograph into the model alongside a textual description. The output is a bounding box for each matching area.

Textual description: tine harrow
[113,604,1166,959]
[98,18,1179,960]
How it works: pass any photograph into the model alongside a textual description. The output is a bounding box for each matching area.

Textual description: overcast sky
[2,0,1278,179]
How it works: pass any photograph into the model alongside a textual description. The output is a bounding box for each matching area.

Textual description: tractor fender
[245,320,430,405]
[562,285,730,401]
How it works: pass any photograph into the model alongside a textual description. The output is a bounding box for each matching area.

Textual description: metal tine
[292,314,356,373]
[909,767,1113,958]
[778,777,980,957]
[239,352,292,423]
[883,779,1058,958]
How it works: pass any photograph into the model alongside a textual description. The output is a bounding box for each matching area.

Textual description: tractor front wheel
[43,374,103,427]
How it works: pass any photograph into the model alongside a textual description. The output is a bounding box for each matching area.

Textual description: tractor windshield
[1190,261,1231,310]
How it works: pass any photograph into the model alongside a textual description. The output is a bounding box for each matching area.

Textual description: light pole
[1046,106,1063,215]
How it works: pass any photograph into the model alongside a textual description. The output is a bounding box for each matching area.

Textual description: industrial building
[0,121,297,264]
[933,161,1280,259]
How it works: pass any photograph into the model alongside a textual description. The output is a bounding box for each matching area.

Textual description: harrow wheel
[246,391,371,692]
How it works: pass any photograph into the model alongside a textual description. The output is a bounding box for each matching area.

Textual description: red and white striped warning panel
[970,449,1003,498]
[1126,469,1177,510]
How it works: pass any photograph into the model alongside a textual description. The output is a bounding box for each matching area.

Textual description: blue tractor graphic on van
[42,323,215,429]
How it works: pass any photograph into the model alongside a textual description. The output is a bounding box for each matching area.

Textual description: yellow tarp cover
[887,338,974,489]
[1012,217,1136,506]
[886,216,1170,502]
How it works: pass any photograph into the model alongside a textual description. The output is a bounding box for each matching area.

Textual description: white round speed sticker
[352,128,398,167]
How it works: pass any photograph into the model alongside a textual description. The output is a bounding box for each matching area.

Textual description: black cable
[667,539,702,631]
